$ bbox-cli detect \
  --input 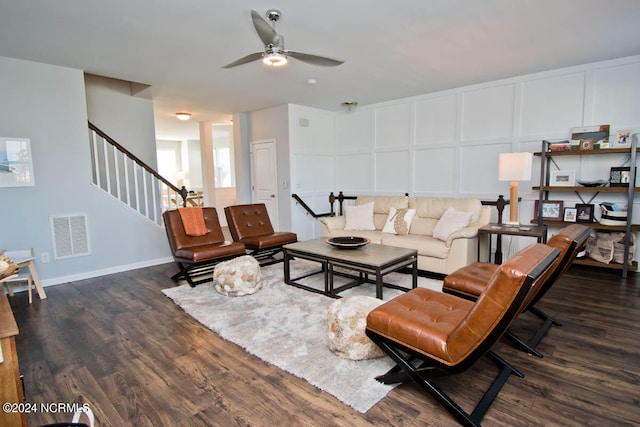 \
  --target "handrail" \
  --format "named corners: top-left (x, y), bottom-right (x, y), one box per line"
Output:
top-left (329, 191), bottom-right (357, 216)
top-left (291, 194), bottom-right (332, 218)
top-left (87, 122), bottom-right (193, 225)
top-left (88, 121), bottom-right (188, 205)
